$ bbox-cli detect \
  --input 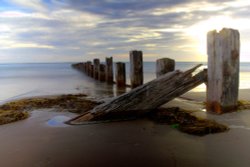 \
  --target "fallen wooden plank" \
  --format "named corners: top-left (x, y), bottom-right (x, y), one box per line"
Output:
top-left (69, 64), bottom-right (207, 124)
